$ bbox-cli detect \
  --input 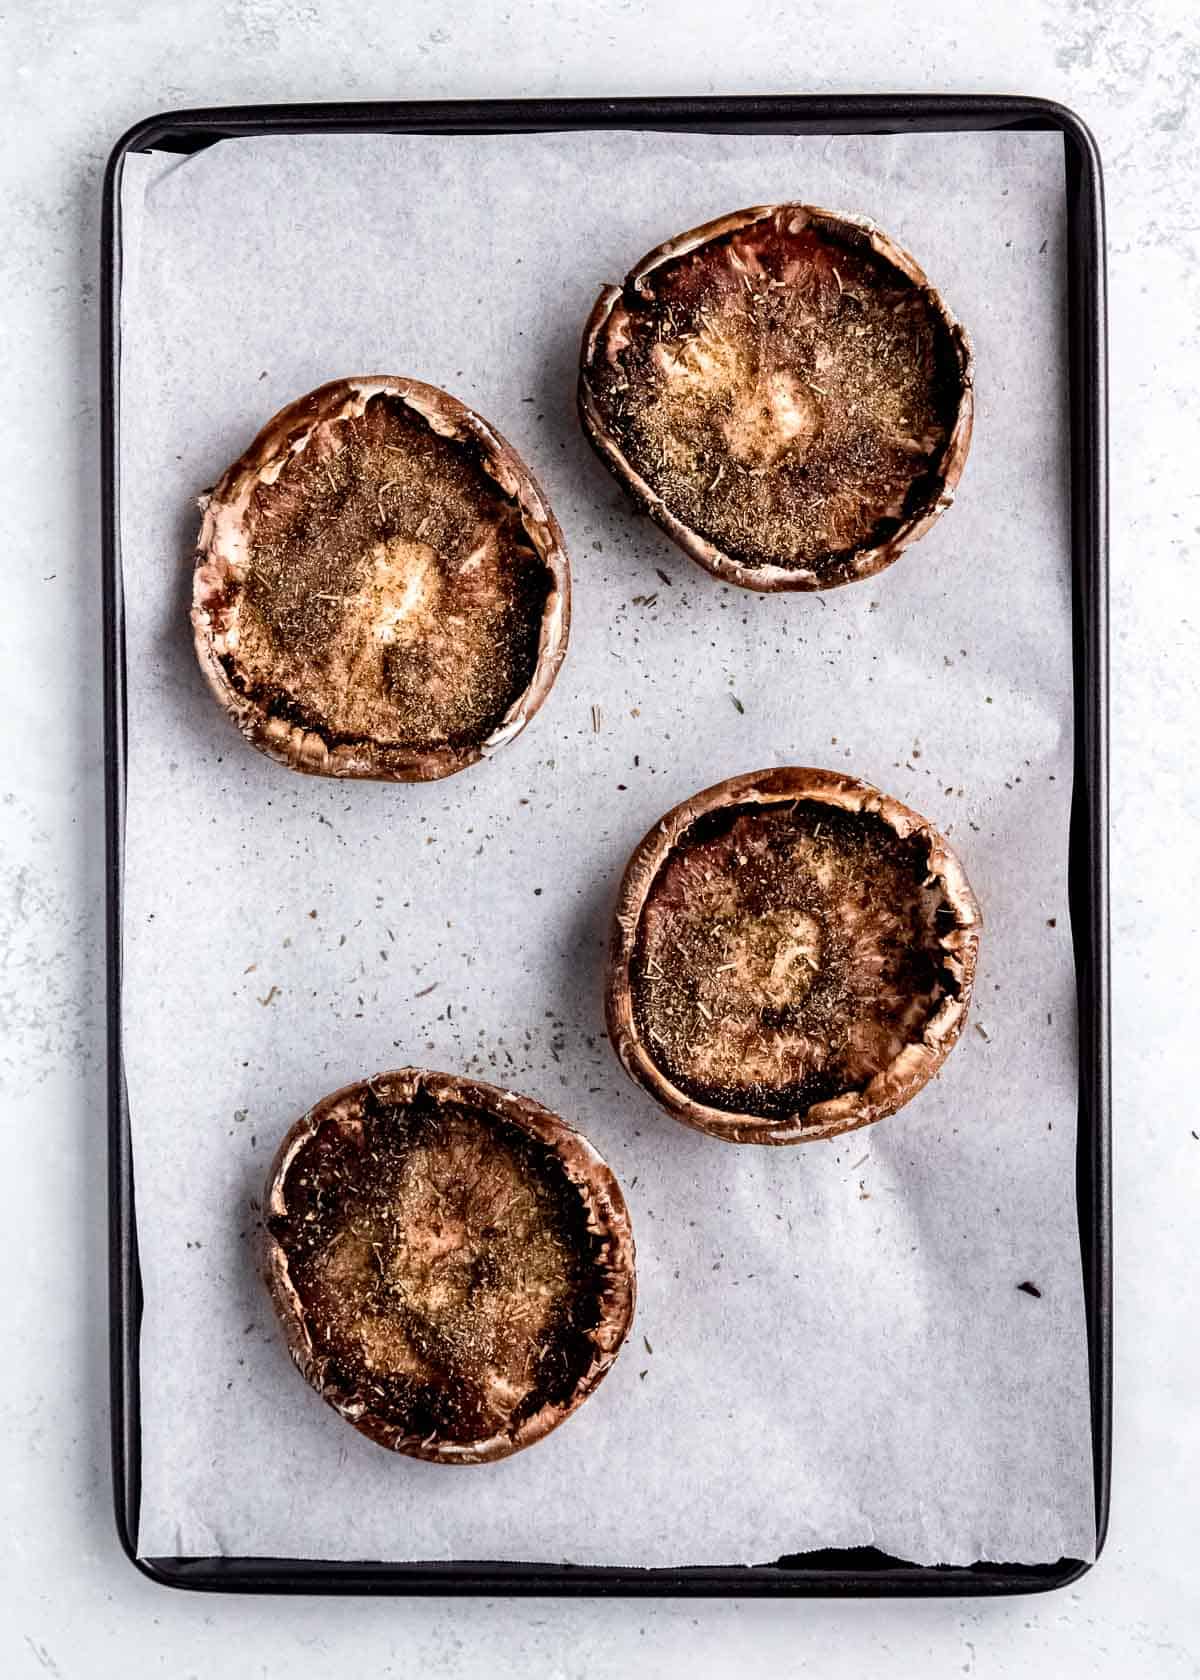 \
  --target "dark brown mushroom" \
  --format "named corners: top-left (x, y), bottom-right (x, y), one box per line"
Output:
top-left (262, 1068), bottom-right (636, 1462)
top-left (579, 205), bottom-right (973, 591)
top-left (192, 378), bottom-right (570, 780)
top-left (606, 769), bottom-right (982, 1144)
